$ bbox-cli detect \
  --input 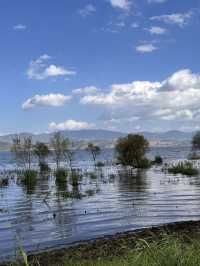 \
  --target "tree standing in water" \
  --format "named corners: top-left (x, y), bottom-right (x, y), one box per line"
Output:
top-left (87, 143), bottom-right (101, 165)
top-left (11, 135), bottom-right (34, 170)
top-left (34, 142), bottom-right (50, 172)
top-left (115, 134), bottom-right (149, 169)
